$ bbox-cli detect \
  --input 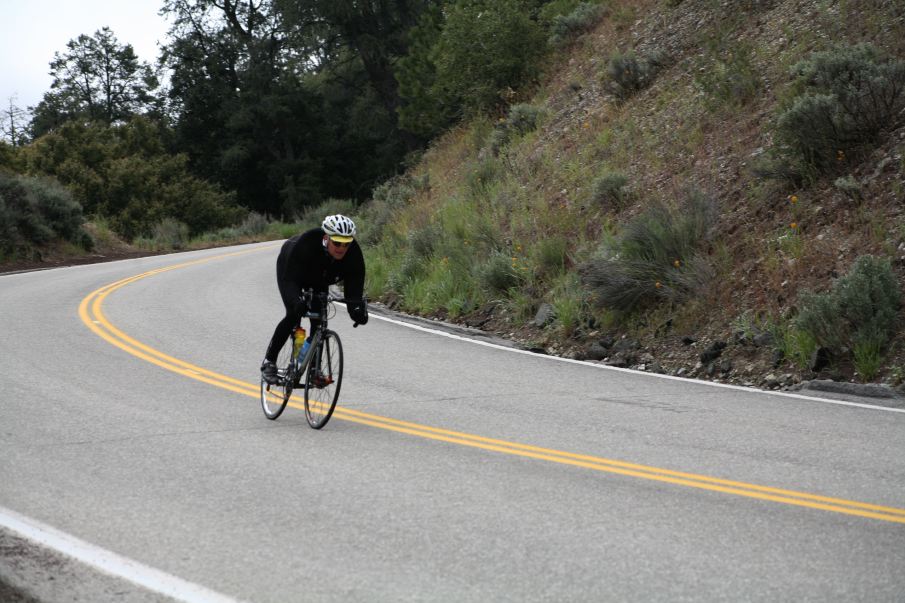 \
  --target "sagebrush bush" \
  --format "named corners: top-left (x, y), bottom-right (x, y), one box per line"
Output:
top-left (771, 44), bottom-right (905, 180)
top-left (363, 176), bottom-right (419, 244)
top-left (506, 104), bottom-right (544, 135)
top-left (476, 251), bottom-right (524, 294)
top-left (146, 218), bottom-right (190, 250)
top-left (386, 251), bottom-right (424, 294)
top-left (605, 51), bottom-right (665, 101)
top-left (407, 222), bottom-right (442, 257)
top-left (549, 2), bottom-right (606, 48)
top-left (236, 212), bottom-right (270, 237)
top-left (582, 191), bottom-right (718, 312)
top-left (489, 104), bottom-right (544, 154)
top-left (833, 175), bottom-right (862, 200)
top-left (794, 255), bottom-right (902, 354)
top-left (590, 171), bottom-right (629, 209)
